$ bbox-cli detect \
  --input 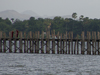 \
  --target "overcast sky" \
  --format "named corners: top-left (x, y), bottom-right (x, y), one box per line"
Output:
top-left (0, 0), bottom-right (100, 19)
